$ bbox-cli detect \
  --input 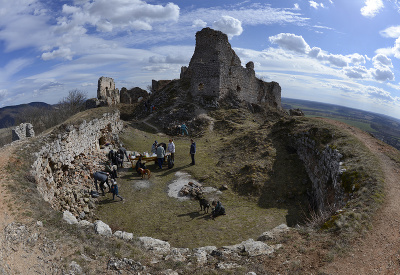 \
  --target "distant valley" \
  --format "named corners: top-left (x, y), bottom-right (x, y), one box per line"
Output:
top-left (282, 98), bottom-right (400, 151)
